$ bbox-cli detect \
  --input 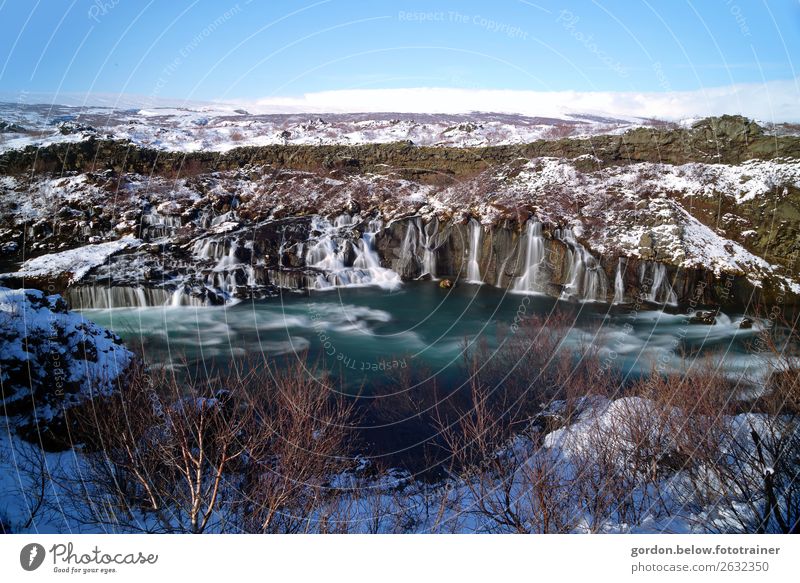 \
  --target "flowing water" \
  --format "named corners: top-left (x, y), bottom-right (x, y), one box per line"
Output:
top-left (512, 220), bottom-right (545, 294)
top-left (81, 281), bottom-right (770, 391)
top-left (558, 228), bottom-right (608, 302)
top-left (613, 257), bottom-right (626, 304)
top-left (466, 219), bottom-right (483, 283)
top-left (306, 215), bottom-right (401, 290)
